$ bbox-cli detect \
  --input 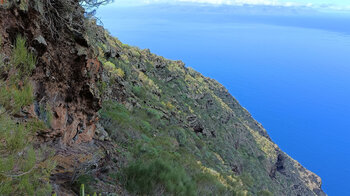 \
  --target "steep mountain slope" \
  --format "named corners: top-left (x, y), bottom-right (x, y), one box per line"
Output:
top-left (94, 36), bottom-right (326, 196)
top-left (0, 1), bottom-right (325, 195)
